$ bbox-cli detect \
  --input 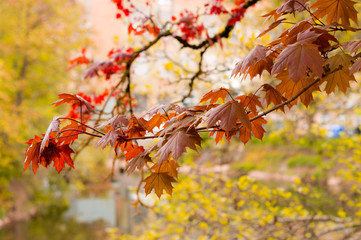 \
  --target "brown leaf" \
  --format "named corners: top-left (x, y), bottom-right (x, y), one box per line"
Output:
top-left (97, 115), bottom-right (129, 129)
top-left (350, 58), bottom-right (361, 74)
top-left (154, 128), bottom-right (202, 165)
top-left (272, 40), bottom-right (324, 82)
top-left (231, 45), bottom-right (273, 80)
top-left (96, 129), bottom-right (125, 149)
top-left (143, 172), bottom-right (177, 198)
top-left (263, 0), bottom-right (308, 21)
top-left (205, 100), bottom-right (251, 131)
top-left (343, 40), bottom-right (361, 54)
top-left (125, 153), bottom-right (151, 175)
top-left (262, 84), bottom-right (289, 112)
top-left (270, 20), bottom-right (312, 46)
top-left (235, 94), bottom-right (263, 114)
top-left (311, 0), bottom-right (358, 27)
